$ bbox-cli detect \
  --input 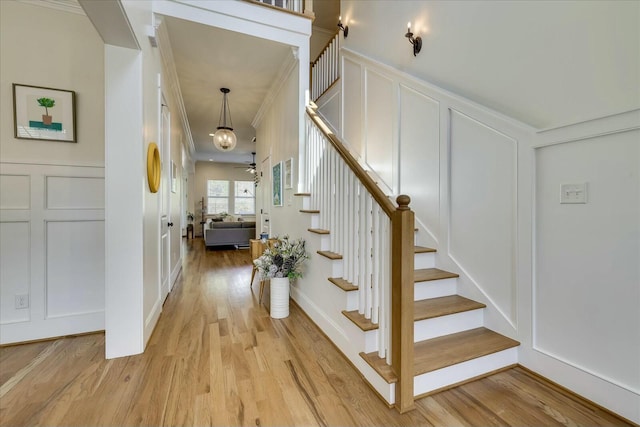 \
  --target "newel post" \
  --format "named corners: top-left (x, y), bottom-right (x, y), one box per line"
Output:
top-left (391, 195), bottom-right (415, 413)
